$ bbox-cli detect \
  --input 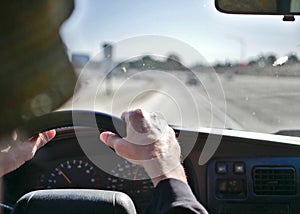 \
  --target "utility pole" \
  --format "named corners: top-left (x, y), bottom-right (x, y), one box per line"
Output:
top-left (102, 43), bottom-right (113, 95)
